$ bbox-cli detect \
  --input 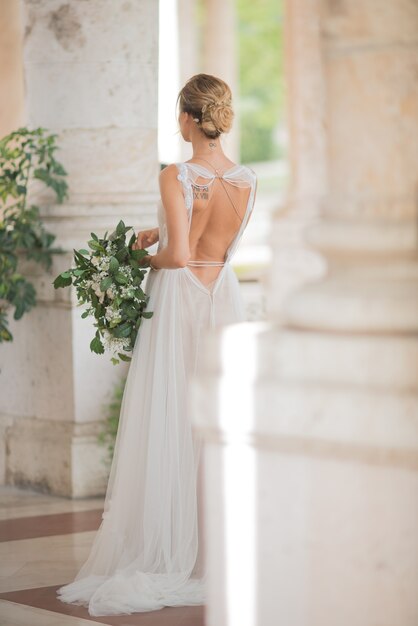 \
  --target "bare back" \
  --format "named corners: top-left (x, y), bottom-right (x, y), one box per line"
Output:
top-left (177, 159), bottom-right (257, 287)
